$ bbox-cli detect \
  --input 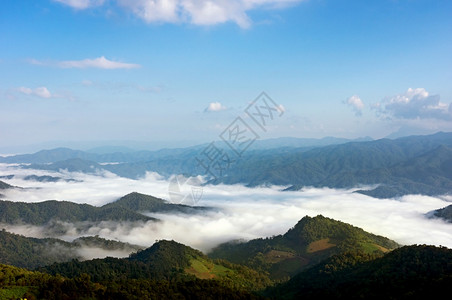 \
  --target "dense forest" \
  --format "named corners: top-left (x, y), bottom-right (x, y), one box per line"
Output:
top-left (209, 215), bottom-right (399, 280)
top-left (0, 192), bottom-right (210, 226)
top-left (0, 215), bottom-right (451, 298)
top-left (1, 244), bottom-right (452, 299)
